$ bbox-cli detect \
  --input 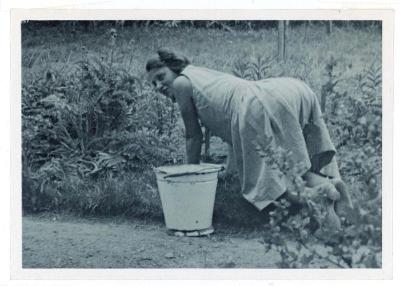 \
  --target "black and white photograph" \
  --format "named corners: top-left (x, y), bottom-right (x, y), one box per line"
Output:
top-left (9, 8), bottom-right (394, 280)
